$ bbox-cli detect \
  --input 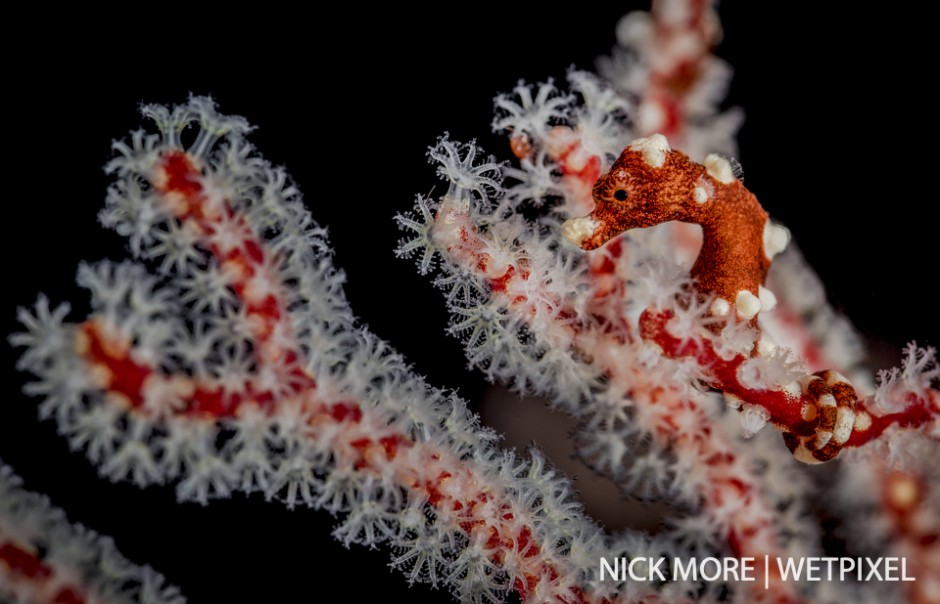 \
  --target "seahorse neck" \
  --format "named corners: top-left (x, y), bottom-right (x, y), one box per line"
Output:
top-left (689, 184), bottom-right (768, 301)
